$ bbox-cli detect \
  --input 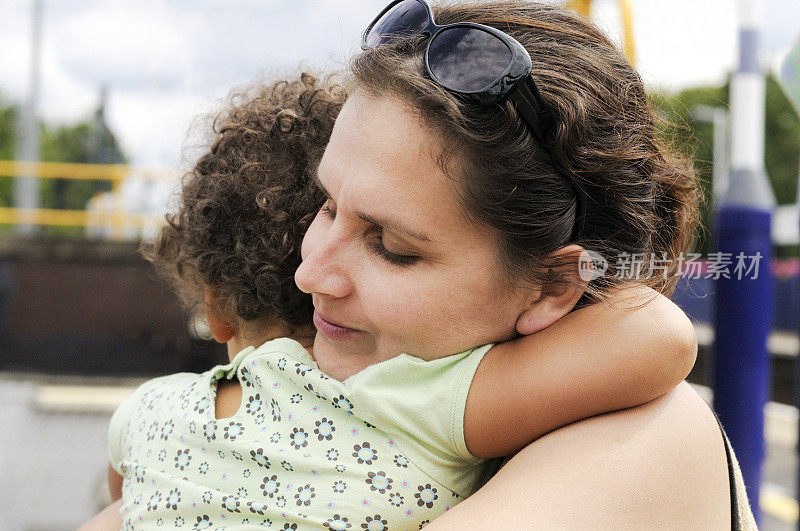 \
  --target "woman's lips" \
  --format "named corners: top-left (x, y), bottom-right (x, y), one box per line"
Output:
top-left (313, 310), bottom-right (362, 340)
